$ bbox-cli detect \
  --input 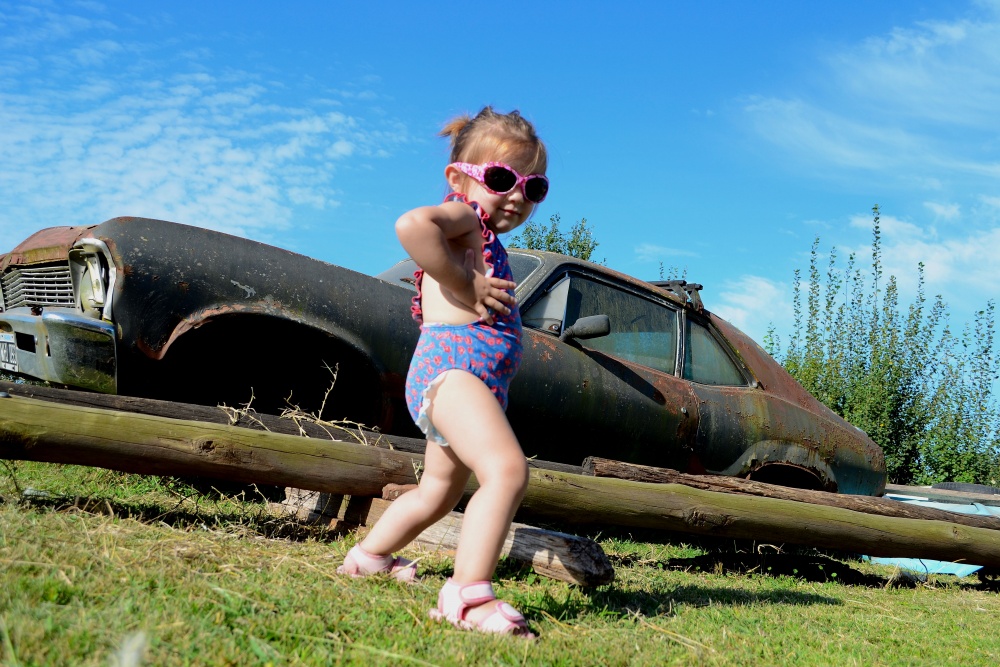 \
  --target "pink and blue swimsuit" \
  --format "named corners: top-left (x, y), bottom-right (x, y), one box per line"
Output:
top-left (404, 193), bottom-right (523, 445)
